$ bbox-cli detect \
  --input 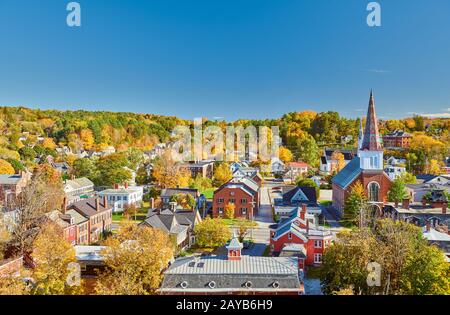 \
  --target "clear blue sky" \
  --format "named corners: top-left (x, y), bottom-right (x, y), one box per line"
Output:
top-left (0, 0), bottom-right (449, 120)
